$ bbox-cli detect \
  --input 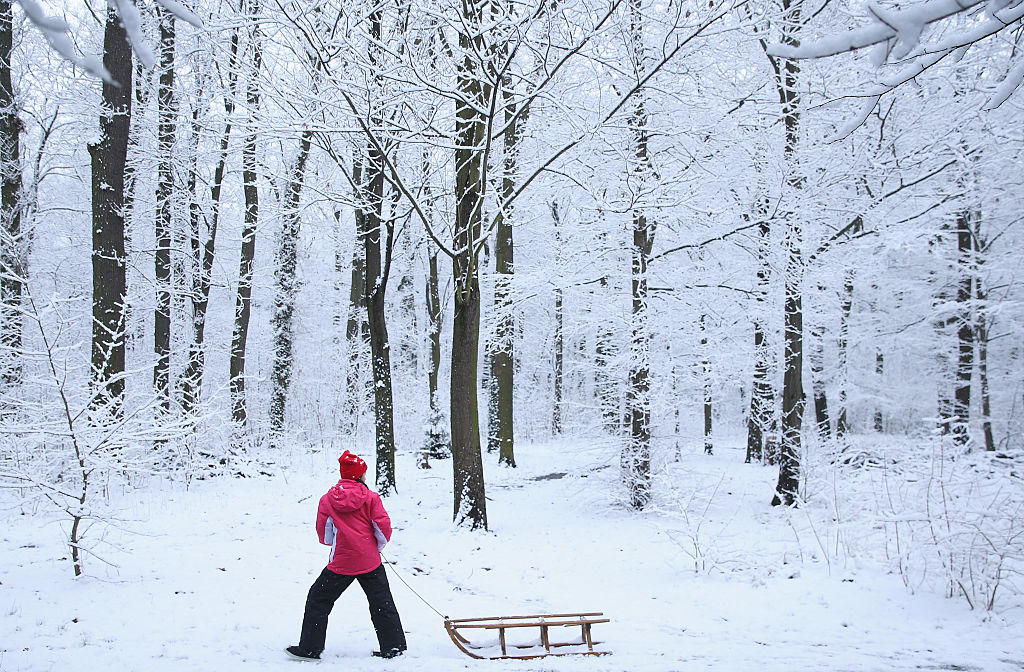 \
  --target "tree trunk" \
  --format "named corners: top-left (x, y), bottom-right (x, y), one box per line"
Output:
top-left (89, 8), bottom-right (132, 413)
top-left (624, 0), bottom-right (654, 511)
top-left (702, 315), bottom-right (713, 456)
top-left (835, 269), bottom-right (854, 438)
top-left (363, 144), bottom-right (397, 494)
top-left (773, 227), bottom-right (804, 506)
top-left (181, 25), bottom-right (242, 415)
top-left (229, 2), bottom-right (262, 427)
top-left (809, 321), bottom-right (830, 440)
top-left (345, 157), bottom-right (369, 427)
top-left (595, 279), bottom-right (619, 433)
top-left (952, 209), bottom-right (973, 447)
top-left (551, 201), bottom-right (564, 436)
top-left (450, 11), bottom-right (489, 526)
top-left (0, 0), bottom-right (22, 390)
top-left (973, 229), bottom-right (995, 452)
top-left (269, 130), bottom-right (313, 433)
top-left (154, 7), bottom-right (176, 412)
top-left (771, 0), bottom-right (804, 507)
top-left (363, 9), bottom-right (397, 494)
top-left (746, 208), bottom-right (772, 464)
top-left (489, 73), bottom-right (525, 468)
top-left (874, 350), bottom-right (884, 432)
top-left (422, 240), bottom-right (449, 467)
